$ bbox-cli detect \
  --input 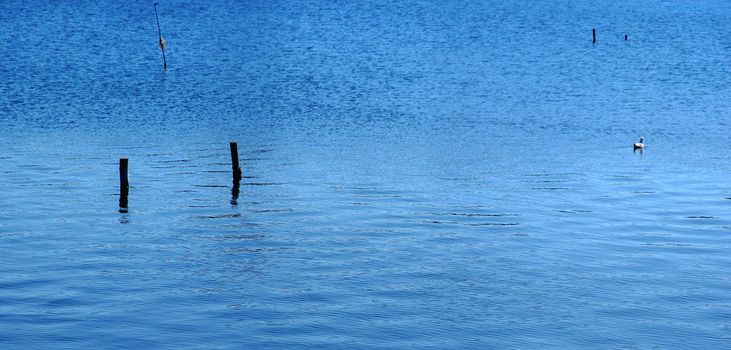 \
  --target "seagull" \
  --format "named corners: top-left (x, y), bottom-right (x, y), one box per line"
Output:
top-left (633, 137), bottom-right (644, 150)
